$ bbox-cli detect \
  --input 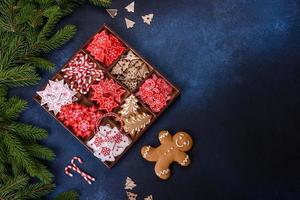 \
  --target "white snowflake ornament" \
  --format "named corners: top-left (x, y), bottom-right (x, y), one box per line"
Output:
top-left (37, 79), bottom-right (76, 115)
top-left (142, 14), bottom-right (154, 25)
